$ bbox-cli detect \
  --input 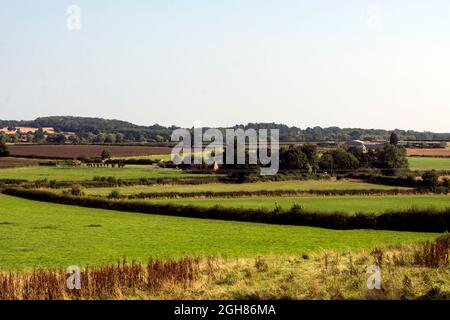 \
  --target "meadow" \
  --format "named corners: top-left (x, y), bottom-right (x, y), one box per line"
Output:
top-left (143, 195), bottom-right (450, 214)
top-left (0, 165), bottom-right (196, 181)
top-left (0, 194), bottom-right (438, 271)
top-left (80, 179), bottom-right (410, 196)
top-left (408, 157), bottom-right (450, 171)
